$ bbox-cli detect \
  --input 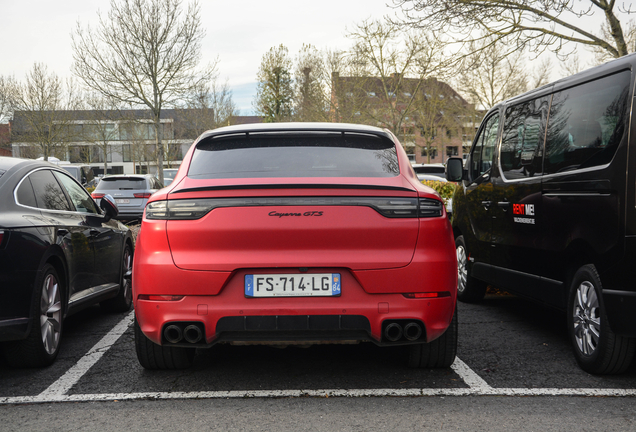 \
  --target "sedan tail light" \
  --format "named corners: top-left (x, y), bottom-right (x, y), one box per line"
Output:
top-left (146, 197), bottom-right (444, 220)
top-left (134, 193), bottom-right (152, 198)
